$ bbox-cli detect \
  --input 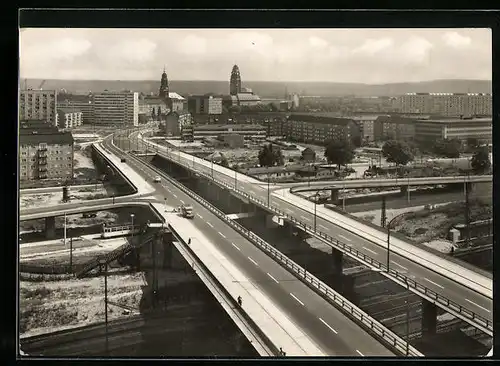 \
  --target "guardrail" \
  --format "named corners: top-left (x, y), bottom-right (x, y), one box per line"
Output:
top-left (127, 151), bottom-right (423, 356)
top-left (164, 220), bottom-right (279, 357)
top-left (140, 139), bottom-right (492, 336)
